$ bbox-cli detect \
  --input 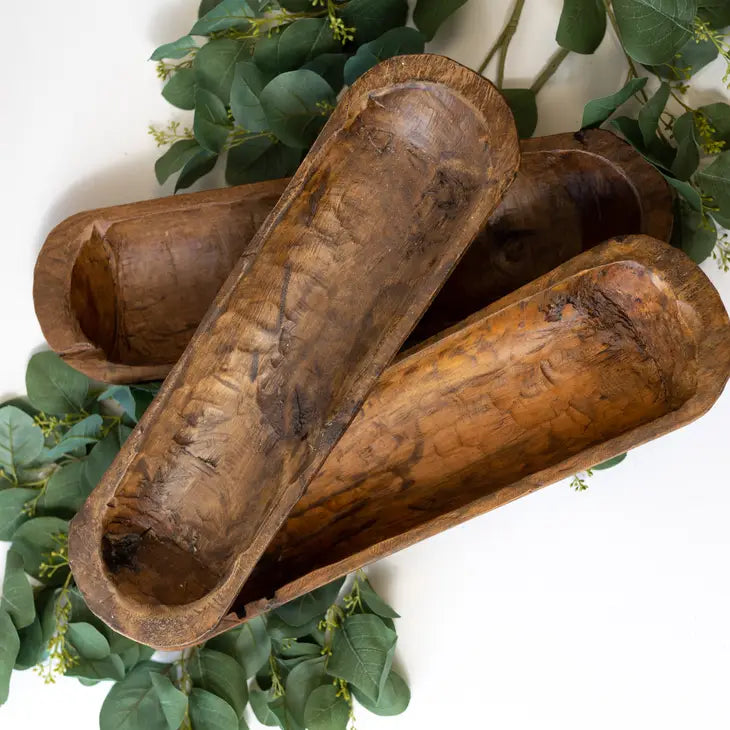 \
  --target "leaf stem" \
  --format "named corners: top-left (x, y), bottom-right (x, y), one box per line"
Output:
top-left (531, 47), bottom-right (570, 94)
top-left (477, 0), bottom-right (526, 81)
